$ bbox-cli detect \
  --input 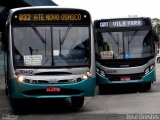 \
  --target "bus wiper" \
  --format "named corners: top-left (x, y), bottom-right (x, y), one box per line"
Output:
top-left (60, 24), bottom-right (72, 45)
top-left (129, 30), bottom-right (138, 44)
top-left (29, 47), bottom-right (33, 55)
top-left (29, 23), bottom-right (47, 56)
top-left (108, 32), bottom-right (119, 46)
top-left (127, 30), bottom-right (138, 52)
top-left (29, 47), bottom-right (38, 55)
top-left (59, 24), bottom-right (72, 55)
top-left (29, 23), bottom-right (46, 44)
top-left (108, 32), bottom-right (120, 54)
